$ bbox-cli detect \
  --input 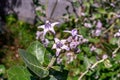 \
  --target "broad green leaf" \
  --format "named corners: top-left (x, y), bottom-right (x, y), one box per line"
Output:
top-left (7, 66), bottom-right (31, 80)
top-left (27, 41), bottom-right (45, 64)
top-left (49, 75), bottom-right (57, 80)
top-left (18, 49), bottom-right (49, 78)
top-left (0, 65), bottom-right (5, 75)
